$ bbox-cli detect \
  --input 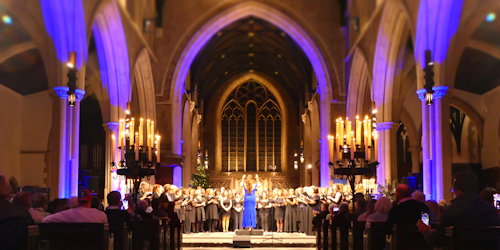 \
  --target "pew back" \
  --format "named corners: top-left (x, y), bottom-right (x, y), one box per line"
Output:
top-left (388, 223), bottom-right (432, 250)
top-left (0, 216), bottom-right (33, 249)
top-left (444, 226), bottom-right (500, 250)
top-left (350, 221), bottom-right (365, 250)
top-left (38, 223), bottom-right (110, 250)
top-left (365, 221), bottom-right (386, 250)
